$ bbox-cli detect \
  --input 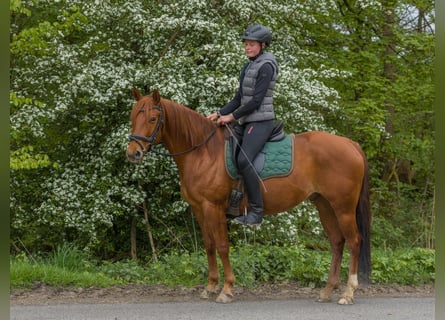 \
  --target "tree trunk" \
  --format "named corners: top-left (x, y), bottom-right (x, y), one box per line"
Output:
top-left (143, 200), bottom-right (158, 262)
top-left (130, 215), bottom-right (137, 260)
top-left (382, 0), bottom-right (397, 135)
